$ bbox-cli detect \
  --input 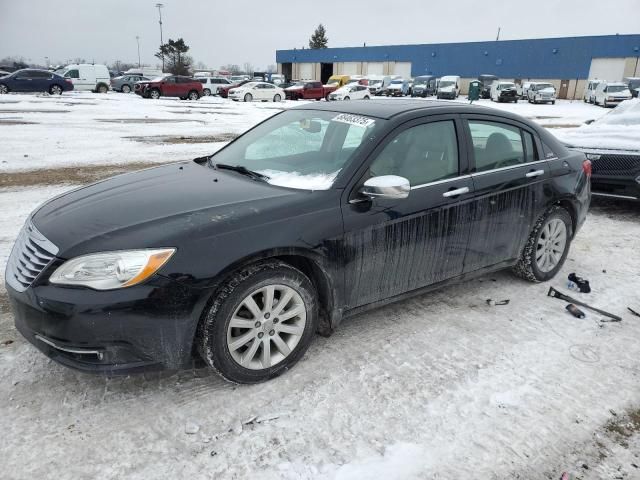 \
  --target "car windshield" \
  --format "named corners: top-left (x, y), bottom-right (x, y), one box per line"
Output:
top-left (499, 83), bottom-right (515, 89)
top-left (537, 83), bottom-right (554, 90)
top-left (149, 76), bottom-right (167, 82)
top-left (239, 82), bottom-right (257, 89)
top-left (369, 80), bottom-right (382, 86)
top-left (391, 80), bottom-right (403, 85)
top-left (607, 85), bottom-right (628, 93)
top-left (439, 81), bottom-right (455, 87)
top-left (414, 79), bottom-right (429, 86)
top-left (209, 109), bottom-right (384, 190)
top-left (326, 78), bottom-right (340, 85)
